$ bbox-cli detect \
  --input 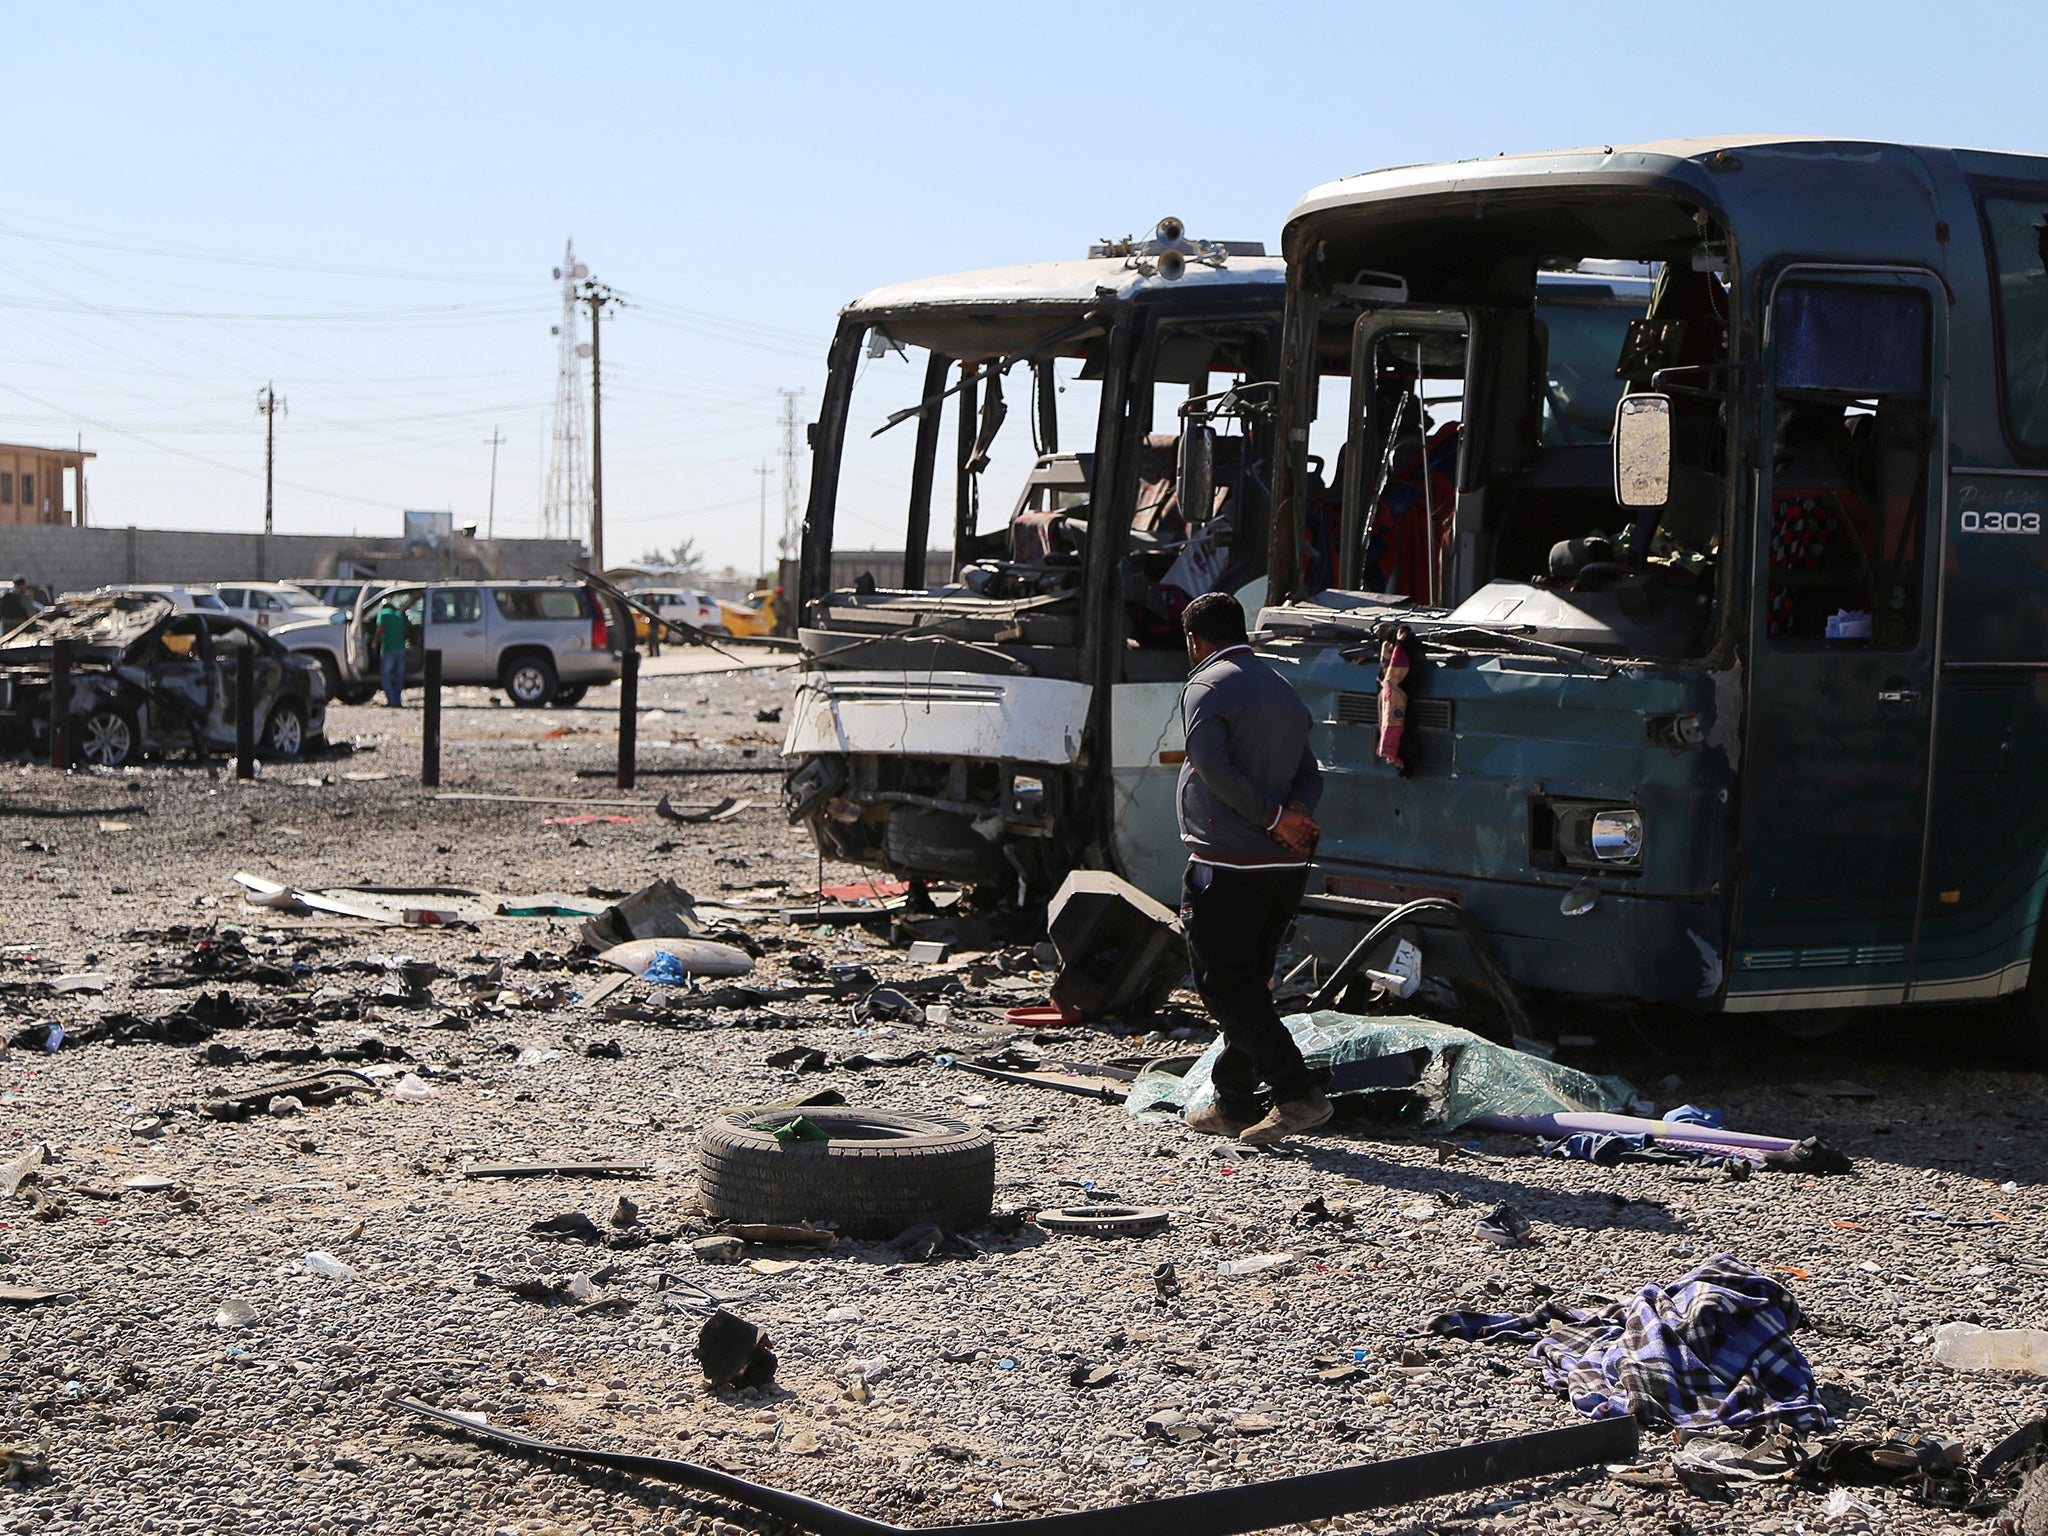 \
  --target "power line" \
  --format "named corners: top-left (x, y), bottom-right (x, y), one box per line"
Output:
top-left (0, 219), bottom-right (542, 286)
top-left (0, 293), bottom-right (547, 323)
top-left (0, 378), bottom-right (389, 510)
